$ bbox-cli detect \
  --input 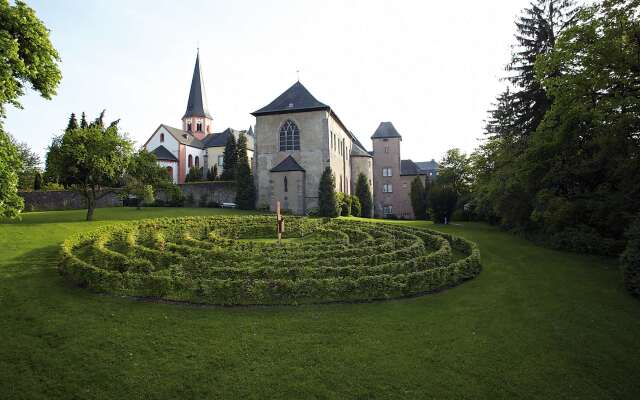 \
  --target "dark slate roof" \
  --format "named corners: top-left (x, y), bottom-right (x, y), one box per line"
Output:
top-left (415, 160), bottom-right (438, 172)
top-left (351, 144), bottom-right (372, 157)
top-left (271, 155), bottom-right (305, 172)
top-left (371, 122), bottom-right (402, 139)
top-left (162, 124), bottom-right (204, 147)
top-left (202, 128), bottom-right (254, 150)
top-left (182, 52), bottom-right (212, 119)
top-left (252, 81), bottom-right (329, 116)
top-left (400, 159), bottom-right (423, 176)
top-left (150, 145), bottom-right (178, 161)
